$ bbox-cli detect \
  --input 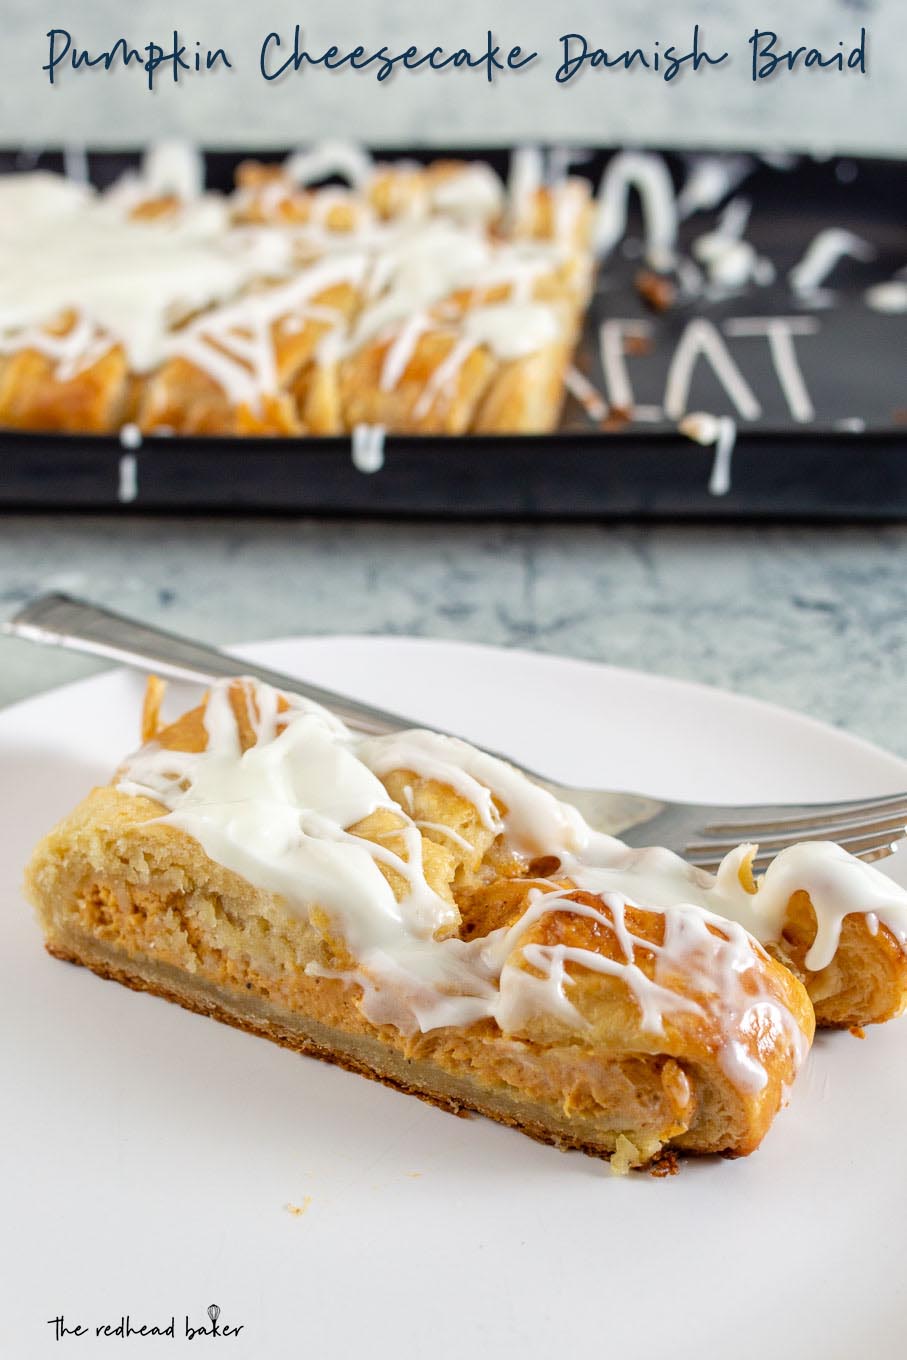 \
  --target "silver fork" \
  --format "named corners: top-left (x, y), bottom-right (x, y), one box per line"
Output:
top-left (5, 592), bottom-right (907, 874)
